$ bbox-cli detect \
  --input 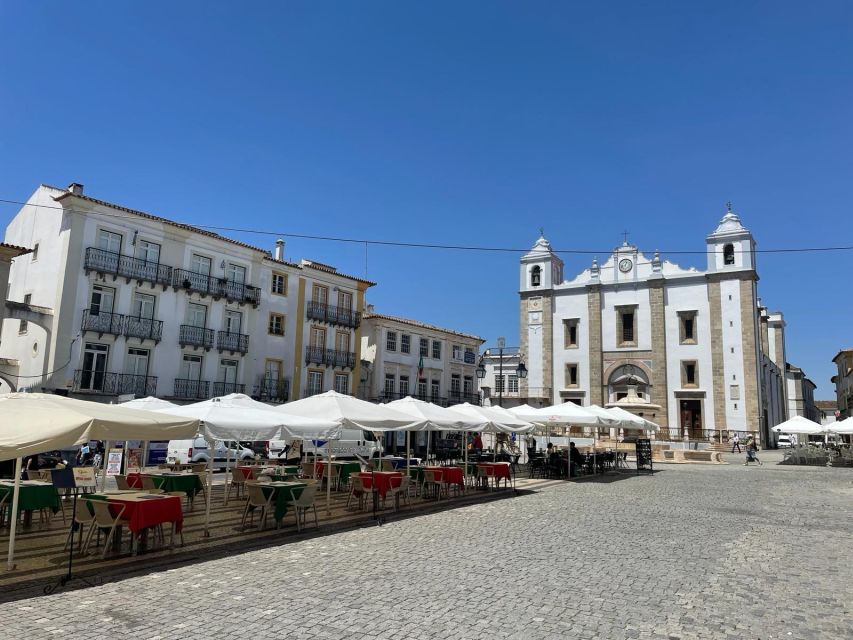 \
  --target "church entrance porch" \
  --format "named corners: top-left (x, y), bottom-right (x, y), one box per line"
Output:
top-left (679, 399), bottom-right (703, 440)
